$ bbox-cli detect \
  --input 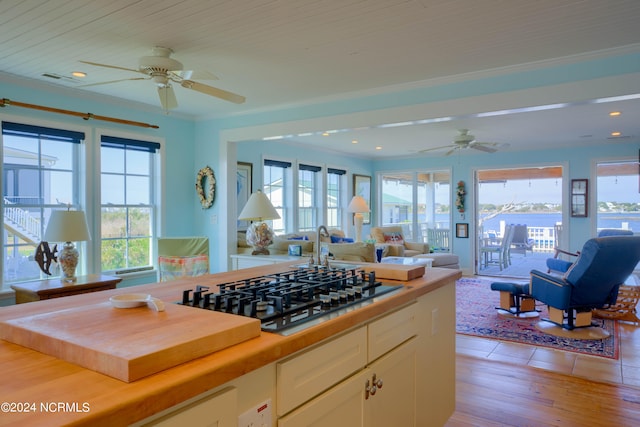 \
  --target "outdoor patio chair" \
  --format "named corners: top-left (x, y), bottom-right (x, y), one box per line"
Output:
top-left (510, 224), bottom-right (534, 256)
top-left (479, 224), bottom-right (514, 271)
top-left (530, 235), bottom-right (640, 338)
